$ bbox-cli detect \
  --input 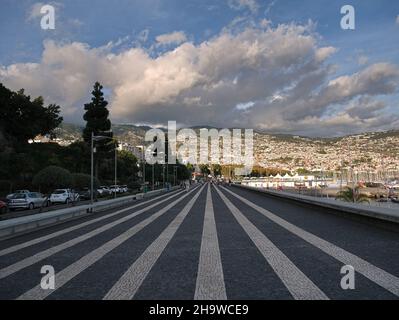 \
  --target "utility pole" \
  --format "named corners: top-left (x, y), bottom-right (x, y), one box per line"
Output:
top-left (114, 143), bottom-right (117, 199)
top-left (91, 132), bottom-right (94, 212)
top-left (152, 164), bottom-right (155, 190)
top-left (174, 166), bottom-right (177, 186)
top-left (91, 131), bottom-right (114, 210)
top-left (163, 164), bottom-right (165, 188)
